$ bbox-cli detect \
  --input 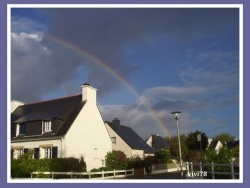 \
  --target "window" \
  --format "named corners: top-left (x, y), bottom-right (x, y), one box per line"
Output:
top-left (42, 121), bottom-right (52, 133)
top-left (111, 137), bottom-right (116, 144)
top-left (15, 149), bottom-right (23, 158)
top-left (43, 147), bottom-right (57, 158)
top-left (19, 123), bottom-right (25, 135)
top-left (52, 147), bottom-right (58, 158)
top-left (34, 148), bottom-right (40, 159)
top-left (44, 147), bottom-right (52, 158)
